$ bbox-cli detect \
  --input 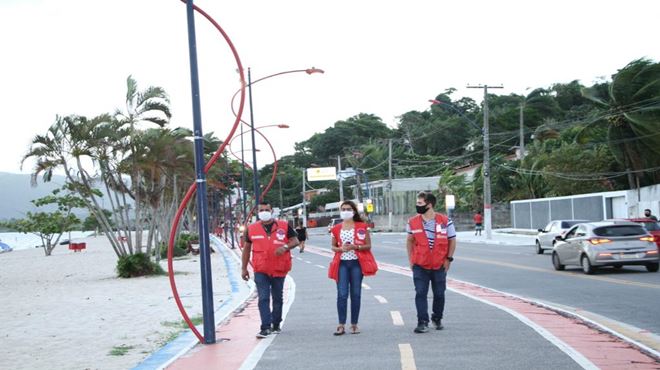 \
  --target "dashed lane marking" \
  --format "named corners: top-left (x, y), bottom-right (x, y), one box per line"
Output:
top-left (374, 295), bottom-right (388, 304)
top-left (398, 343), bottom-right (417, 370)
top-left (362, 283), bottom-right (371, 290)
top-left (315, 264), bottom-right (325, 269)
top-left (305, 260), bottom-right (311, 264)
top-left (391, 311), bottom-right (404, 326)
